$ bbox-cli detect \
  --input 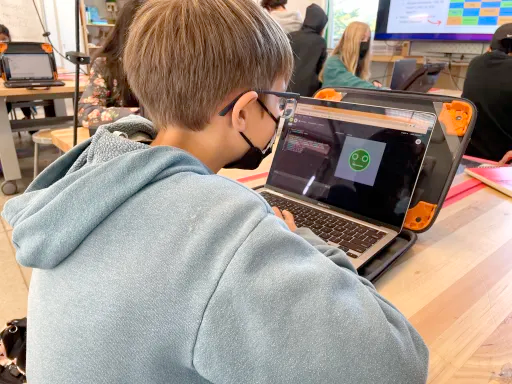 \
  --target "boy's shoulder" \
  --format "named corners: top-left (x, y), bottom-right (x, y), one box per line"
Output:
top-left (153, 171), bottom-right (272, 216)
